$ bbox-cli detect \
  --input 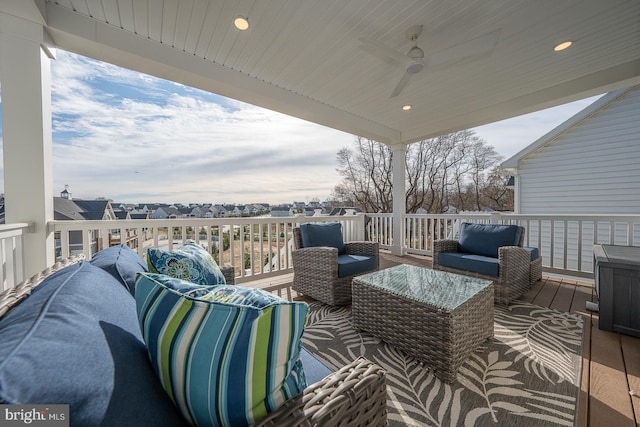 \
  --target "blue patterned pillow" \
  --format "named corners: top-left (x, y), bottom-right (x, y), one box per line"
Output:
top-left (146, 240), bottom-right (225, 285)
top-left (135, 273), bottom-right (309, 427)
